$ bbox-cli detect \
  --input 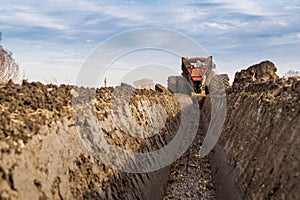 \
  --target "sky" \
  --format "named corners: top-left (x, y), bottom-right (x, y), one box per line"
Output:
top-left (0, 0), bottom-right (300, 86)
